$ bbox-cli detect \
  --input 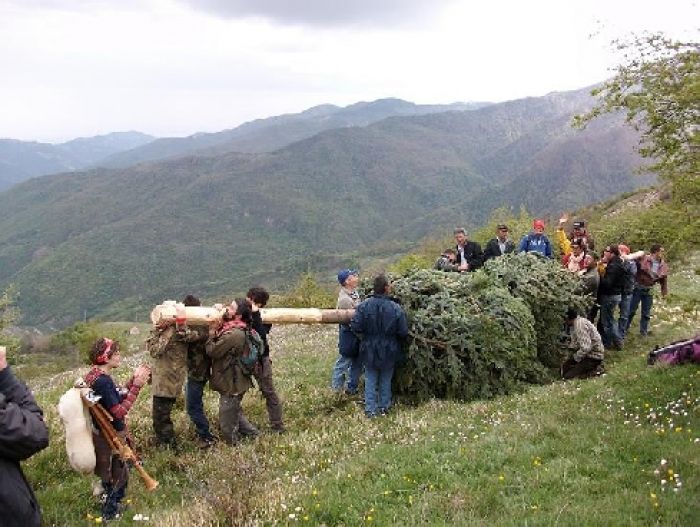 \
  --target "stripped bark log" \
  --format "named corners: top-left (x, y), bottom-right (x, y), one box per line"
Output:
top-left (150, 301), bottom-right (353, 326)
